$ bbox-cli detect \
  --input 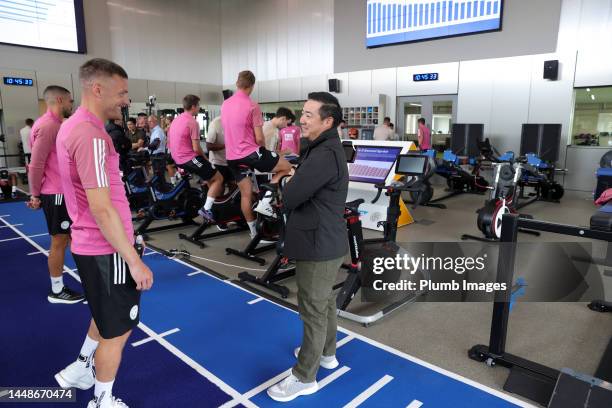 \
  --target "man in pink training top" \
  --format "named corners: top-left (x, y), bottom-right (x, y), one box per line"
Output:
top-left (278, 112), bottom-right (301, 156)
top-left (167, 94), bottom-right (223, 222)
top-left (54, 58), bottom-right (153, 408)
top-left (27, 85), bottom-right (83, 304)
top-left (417, 117), bottom-right (432, 150)
top-left (221, 70), bottom-right (292, 236)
